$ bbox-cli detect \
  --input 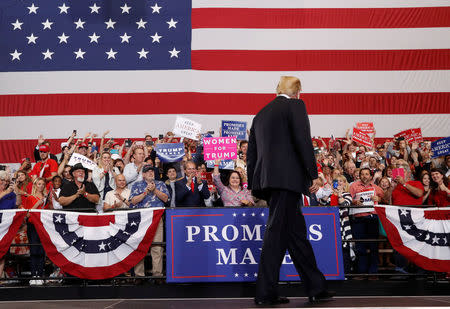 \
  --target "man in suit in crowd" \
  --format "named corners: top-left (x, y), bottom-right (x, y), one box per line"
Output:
top-left (247, 76), bottom-right (334, 305)
top-left (175, 161), bottom-right (210, 206)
